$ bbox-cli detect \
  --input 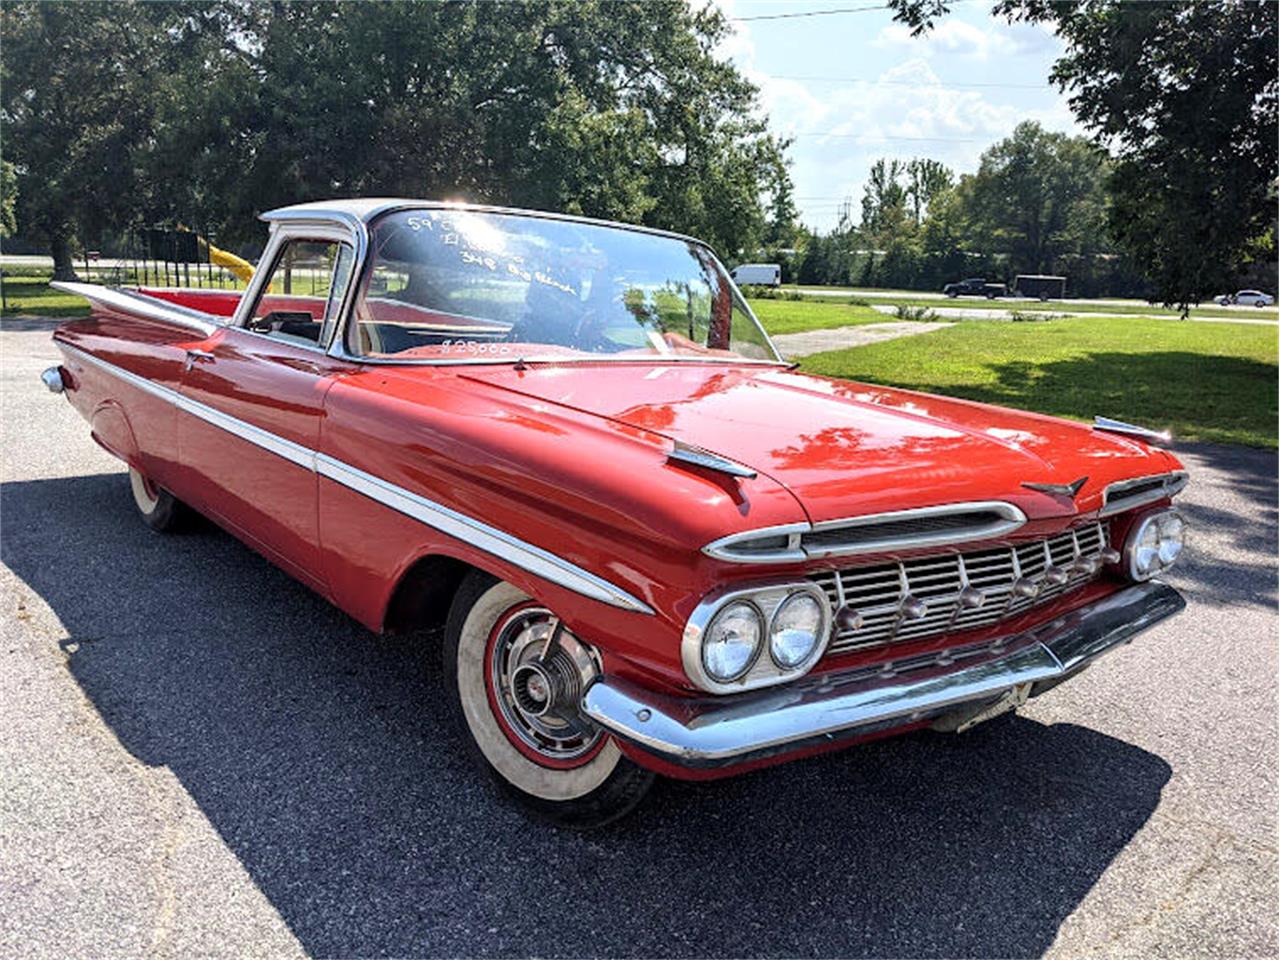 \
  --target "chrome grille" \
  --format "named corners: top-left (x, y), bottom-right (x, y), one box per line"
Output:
top-left (813, 522), bottom-right (1109, 656)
